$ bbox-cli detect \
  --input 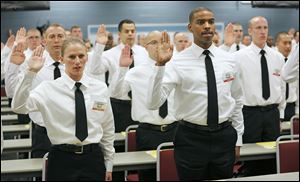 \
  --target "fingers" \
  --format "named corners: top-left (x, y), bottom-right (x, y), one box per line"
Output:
top-left (124, 45), bottom-right (130, 57)
top-left (33, 45), bottom-right (44, 57)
